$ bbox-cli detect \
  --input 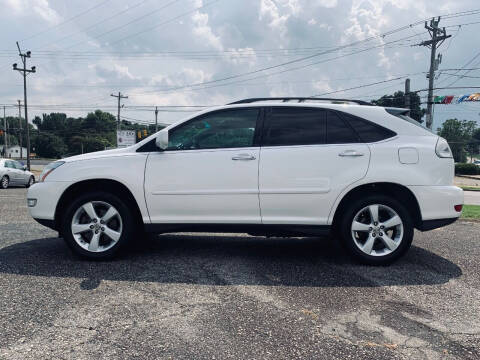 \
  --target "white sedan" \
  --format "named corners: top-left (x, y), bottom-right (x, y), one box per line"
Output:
top-left (0, 158), bottom-right (35, 189)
